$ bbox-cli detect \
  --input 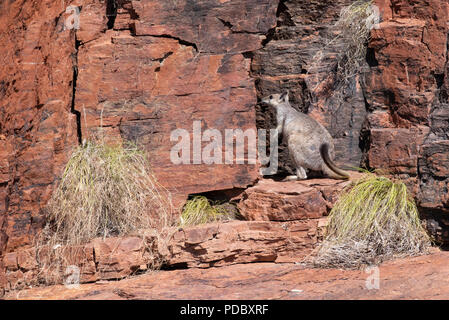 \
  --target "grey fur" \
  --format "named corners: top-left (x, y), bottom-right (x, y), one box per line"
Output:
top-left (261, 91), bottom-right (349, 180)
